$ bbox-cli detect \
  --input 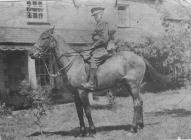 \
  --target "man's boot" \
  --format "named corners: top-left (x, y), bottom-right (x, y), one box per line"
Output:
top-left (81, 68), bottom-right (96, 90)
